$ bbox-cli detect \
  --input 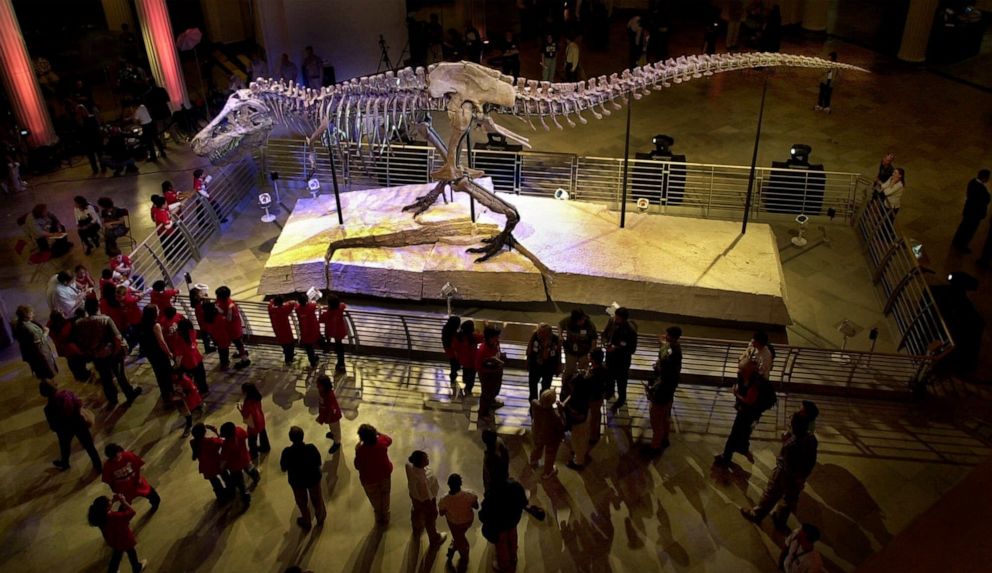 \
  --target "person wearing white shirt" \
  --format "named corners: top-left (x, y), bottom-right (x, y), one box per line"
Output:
top-left (880, 167), bottom-right (905, 214)
top-left (739, 330), bottom-right (773, 380)
top-left (438, 473), bottom-right (479, 564)
top-left (131, 101), bottom-right (166, 161)
top-left (47, 271), bottom-right (86, 318)
top-left (405, 450), bottom-right (448, 547)
top-left (779, 524), bottom-right (824, 573)
top-left (72, 196), bottom-right (103, 255)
